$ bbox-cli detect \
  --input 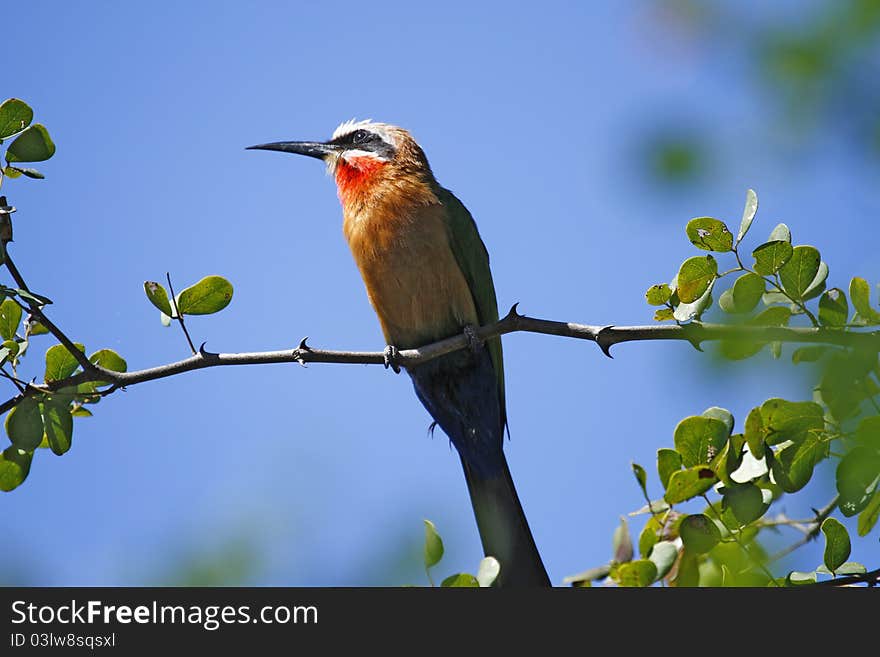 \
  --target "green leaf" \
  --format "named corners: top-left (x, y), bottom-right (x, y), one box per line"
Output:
top-left (0, 340), bottom-right (19, 366)
top-left (672, 281), bottom-right (714, 322)
top-left (761, 291), bottom-right (791, 306)
top-left (724, 273), bottom-right (765, 314)
top-left (744, 407), bottom-right (765, 459)
top-left (26, 318), bottom-right (49, 336)
top-left (645, 283), bottom-right (672, 306)
top-left (476, 556), bottom-right (500, 587)
top-left (857, 489), bottom-right (880, 537)
top-left (676, 255), bottom-right (718, 303)
top-left (835, 447), bottom-right (880, 517)
top-left (657, 448), bottom-right (682, 489)
top-left (5, 398), bottom-right (44, 450)
top-left (817, 562), bottom-right (866, 576)
top-left (752, 241), bottom-right (793, 275)
top-left (792, 346), bottom-right (831, 364)
top-left (41, 397), bottom-right (72, 456)
top-left (562, 565), bottom-right (611, 586)
top-left (630, 499), bottom-right (670, 516)
top-left (2, 165), bottom-right (22, 179)
top-left (440, 573), bottom-right (479, 587)
top-left (0, 446), bottom-right (32, 491)
top-left (13, 288), bottom-right (52, 307)
top-left (673, 416), bottom-right (729, 468)
top-left (849, 277), bottom-right (880, 324)
top-left (44, 343), bottom-right (85, 382)
top-left (664, 466), bottom-right (717, 504)
top-left (631, 462), bottom-right (648, 497)
top-left (817, 350), bottom-right (879, 422)
top-left (615, 559), bottom-right (657, 587)
top-left (787, 571), bottom-right (817, 585)
top-left (679, 514), bottom-right (721, 554)
top-left (144, 281), bottom-right (173, 316)
top-left (778, 246), bottom-right (821, 300)
top-left (759, 398), bottom-right (824, 445)
top-left (821, 518), bottom-right (851, 575)
top-left (736, 189), bottom-right (758, 245)
top-left (0, 298), bottom-right (22, 340)
top-left (653, 308), bottom-right (675, 322)
top-left (0, 99), bottom-right (33, 139)
top-left (673, 550), bottom-right (700, 587)
top-left (5, 124), bottom-right (55, 163)
top-left (686, 217), bottom-right (733, 252)
top-left (6, 166), bottom-right (44, 179)
top-left (176, 275), bottom-right (234, 315)
top-left (423, 519), bottom-right (444, 570)
top-left (855, 416), bottom-right (880, 451)
top-left (89, 349), bottom-right (127, 373)
top-left (768, 223), bottom-right (791, 243)
top-left (719, 306), bottom-right (791, 360)
top-left (71, 407), bottom-right (92, 418)
top-left (720, 433), bottom-right (745, 482)
top-left (751, 306), bottom-right (792, 326)
top-left (802, 261), bottom-right (828, 301)
top-left (647, 541), bottom-right (678, 580)
top-left (702, 407), bottom-right (734, 436)
top-left (770, 434), bottom-right (823, 493)
top-left (722, 483), bottom-right (766, 525)
top-left (612, 517), bottom-right (633, 563)
top-left (638, 521), bottom-right (659, 558)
